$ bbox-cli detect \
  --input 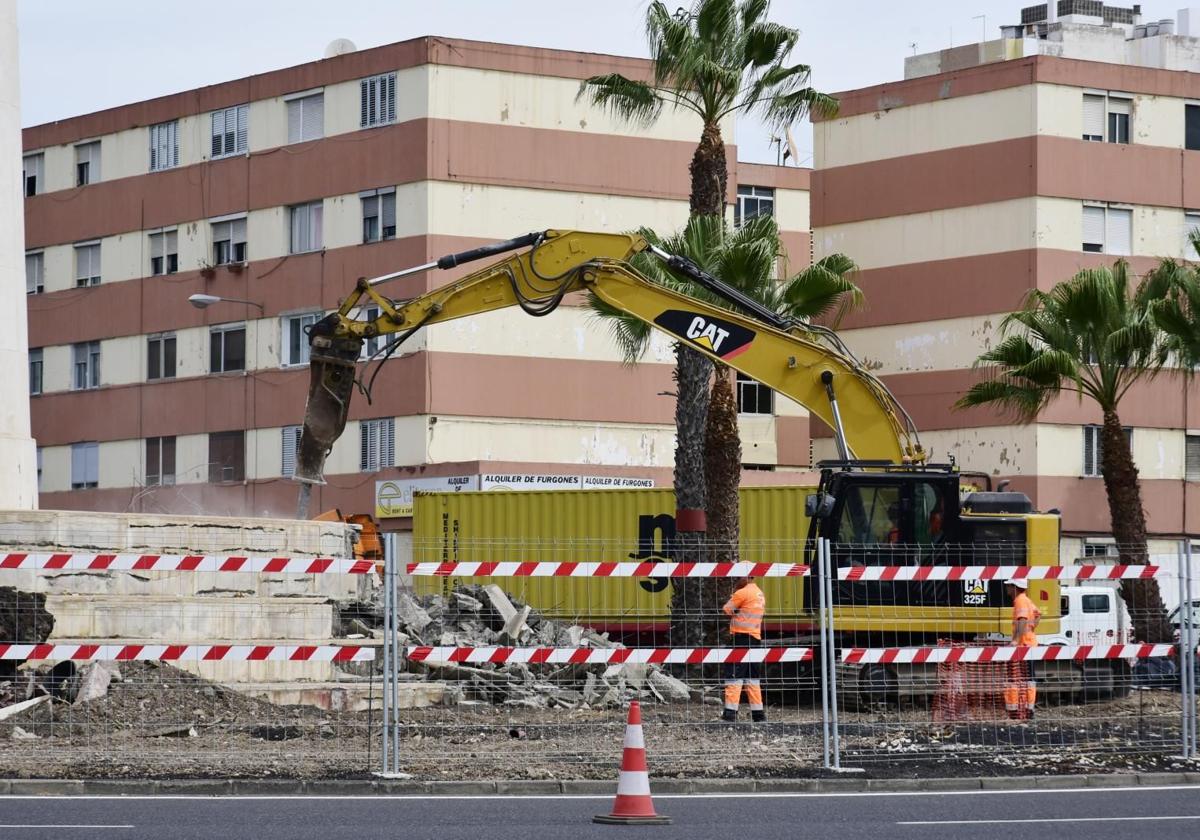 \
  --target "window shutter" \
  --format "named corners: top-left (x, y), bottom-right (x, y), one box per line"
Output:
top-left (282, 426), bottom-right (300, 477)
top-left (1107, 97), bottom-right (1131, 116)
top-left (71, 444), bottom-right (86, 485)
top-left (287, 99), bottom-right (302, 143)
top-left (1084, 427), bottom-right (1097, 475)
top-left (25, 253), bottom-right (42, 293)
top-left (382, 192), bottom-right (396, 233)
top-left (166, 230), bottom-right (177, 255)
top-left (86, 443), bottom-right (99, 485)
top-left (386, 73), bottom-right (396, 123)
top-left (361, 79), bottom-right (371, 126)
top-left (236, 106), bottom-right (248, 152)
top-left (311, 201), bottom-right (323, 248)
top-left (211, 111), bottom-right (225, 157)
top-left (303, 94), bottom-right (323, 140)
top-left (1106, 207), bottom-right (1132, 256)
top-left (1083, 94), bottom-right (1105, 139)
top-left (1082, 205), bottom-right (1105, 248)
top-left (382, 419), bottom-right (395, 467)
top-left (232, 217), bottom-right (247, 244)
top-left (1187, 436), bottom-right (1200, 482)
